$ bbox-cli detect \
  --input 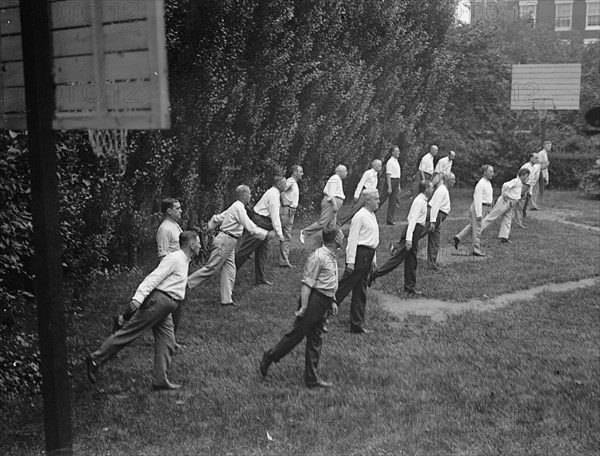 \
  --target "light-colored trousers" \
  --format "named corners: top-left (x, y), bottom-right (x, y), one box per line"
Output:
top-left (481, 196), bottom-right (518, 239)
top-left (302, 196), bottom-right (343, 239)
top-left (279, 206), bottom-right (296, 265)
top-left (91, 290), bottom-right (178, 385)
top-left (188, 232), bottom-right (238, 304)
top-left (455, 202), bottom-right (490, 254)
